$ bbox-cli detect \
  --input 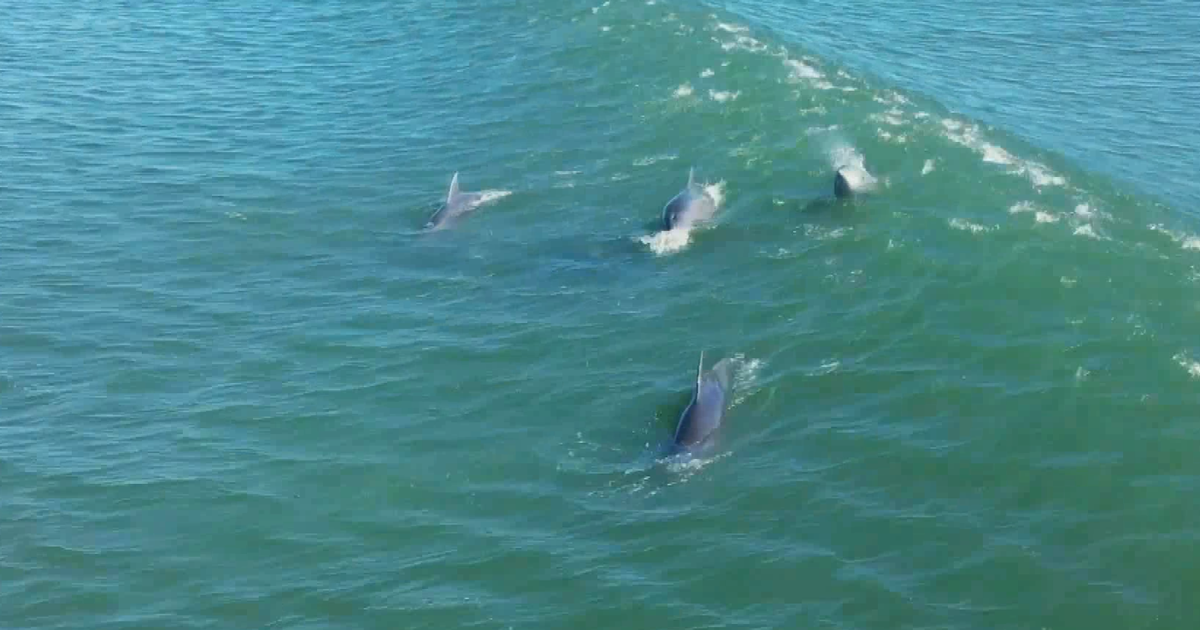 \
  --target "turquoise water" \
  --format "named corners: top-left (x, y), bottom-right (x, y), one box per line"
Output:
top-left (3, 1), bottom-right (1200, 628)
